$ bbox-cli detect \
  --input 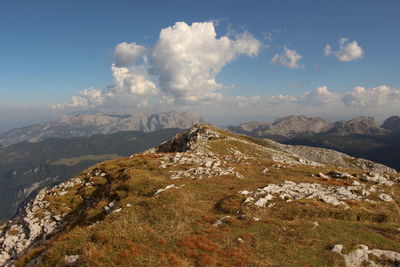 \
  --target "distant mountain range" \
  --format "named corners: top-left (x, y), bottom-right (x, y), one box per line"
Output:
top-left (229, 115), bottom-right (399, 139)
top-left (0, 111), bottom-right (206, 145)
top-left (229, 115), bottom-right (400, 170)
top-left (0, 128), bottom-right (181, 222)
